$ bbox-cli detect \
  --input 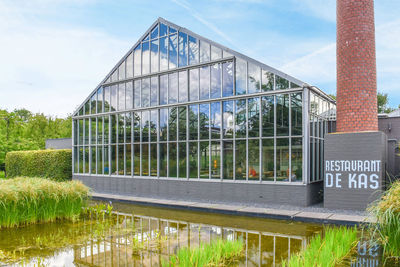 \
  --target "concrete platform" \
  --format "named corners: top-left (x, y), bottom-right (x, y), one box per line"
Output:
top-left (92, 192), bottom-right (374, 226)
